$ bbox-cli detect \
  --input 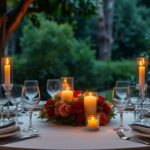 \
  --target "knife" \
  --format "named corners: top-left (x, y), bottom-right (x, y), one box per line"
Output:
top-left (0, 134), bottom-right (39, 145)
